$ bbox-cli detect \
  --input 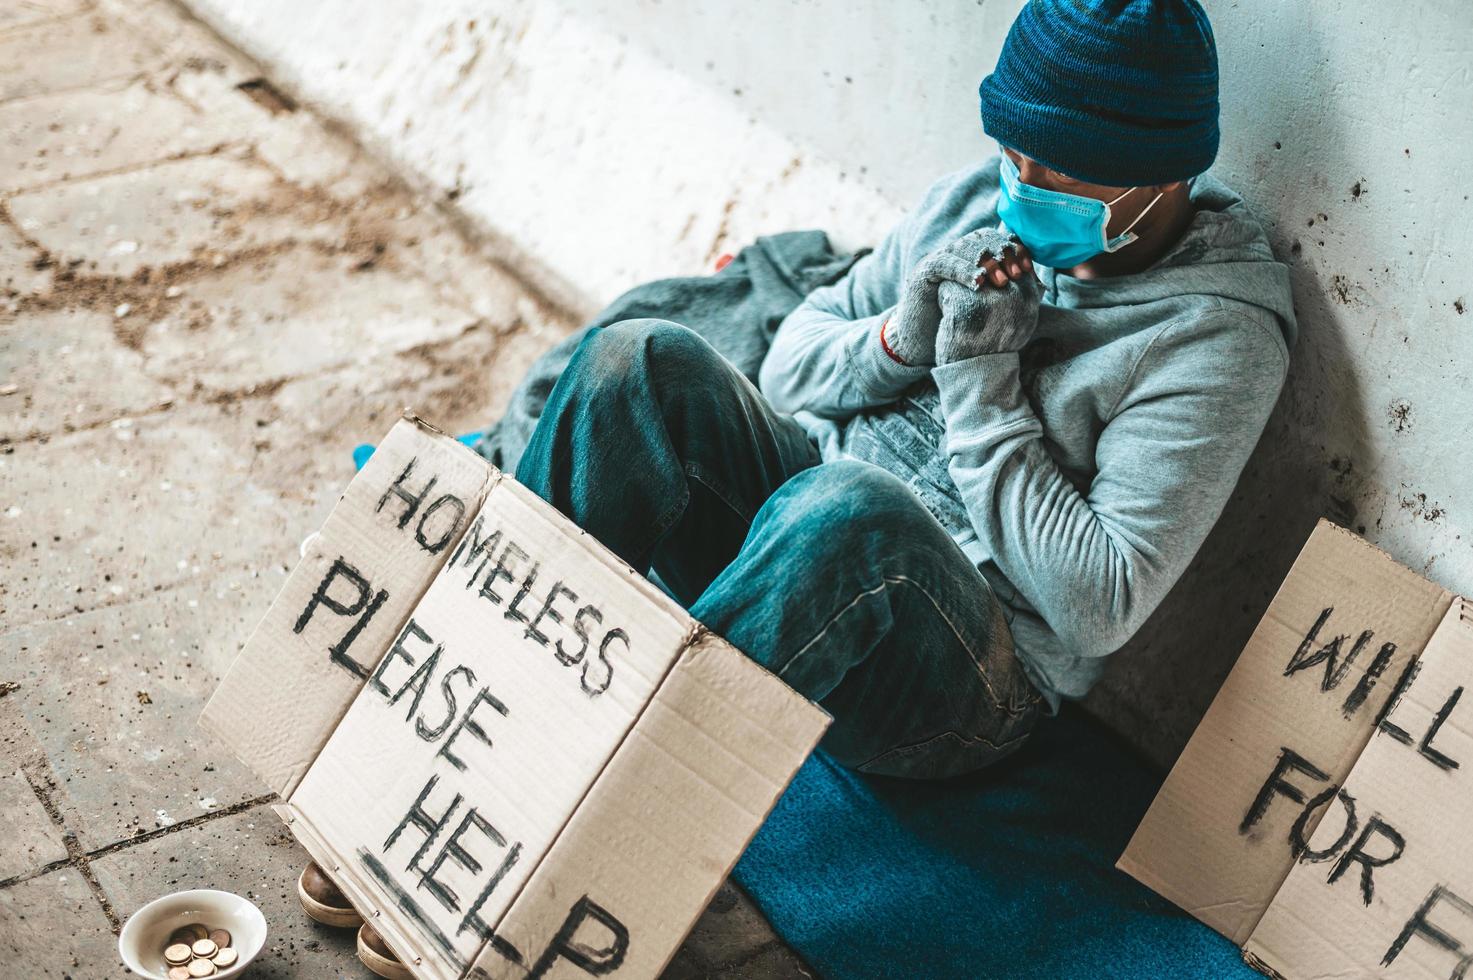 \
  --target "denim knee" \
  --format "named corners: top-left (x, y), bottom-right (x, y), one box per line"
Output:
top-left (760, 460), bottom-right (935, 561)
top-left (572, 318), bottom-right (717, 399)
